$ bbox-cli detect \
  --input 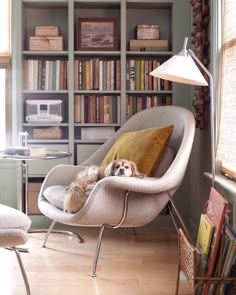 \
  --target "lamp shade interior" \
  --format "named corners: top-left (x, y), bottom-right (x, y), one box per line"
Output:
top-left (149, 54), bottom-right (208, 86)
